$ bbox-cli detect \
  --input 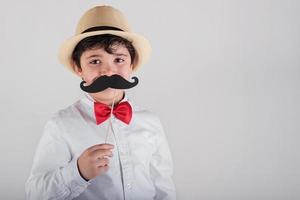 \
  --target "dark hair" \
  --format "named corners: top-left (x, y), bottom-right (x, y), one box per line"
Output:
top-left (72, 34), bottom-right (136, 68)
